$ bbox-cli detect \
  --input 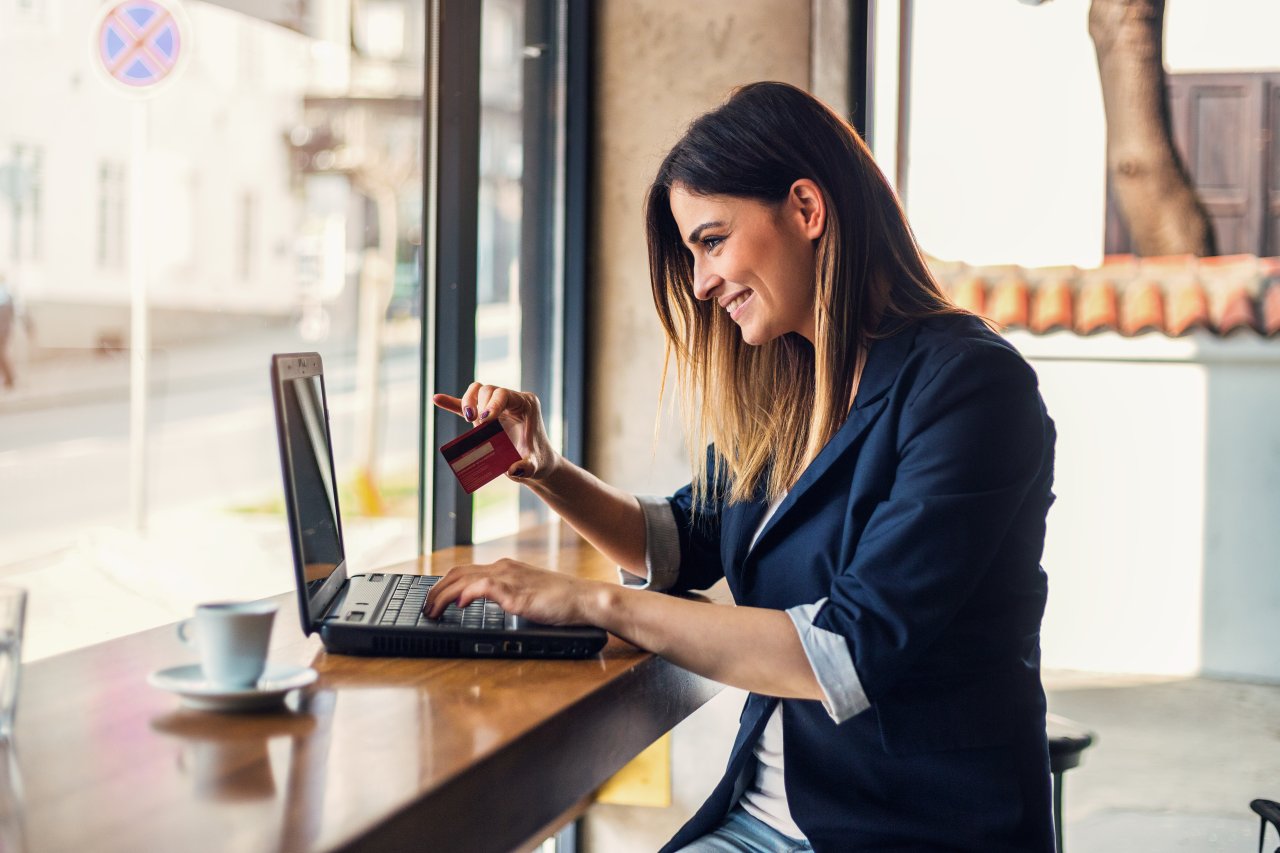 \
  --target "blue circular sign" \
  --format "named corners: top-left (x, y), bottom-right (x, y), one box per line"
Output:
top-left (96, 0), bottom-right (184, 90)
